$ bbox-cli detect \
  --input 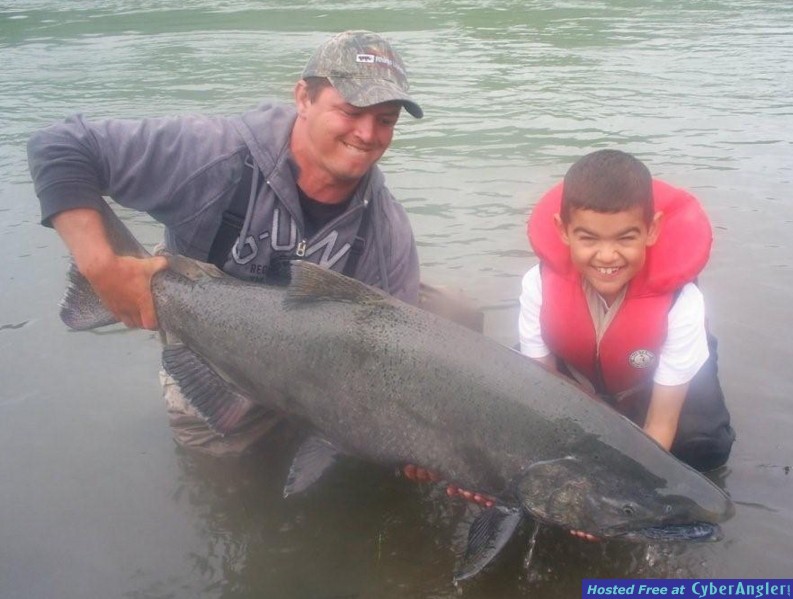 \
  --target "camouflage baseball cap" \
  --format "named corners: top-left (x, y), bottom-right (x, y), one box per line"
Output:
top-left (302, 30), bottom-right (423, 119)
